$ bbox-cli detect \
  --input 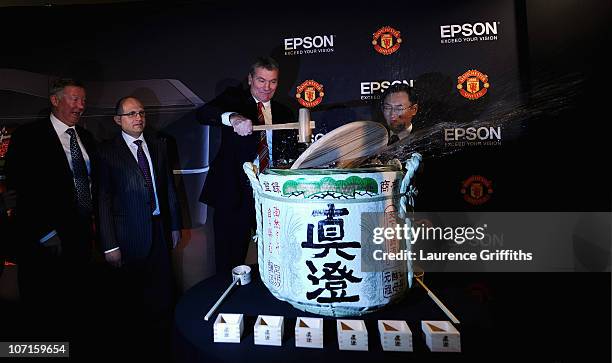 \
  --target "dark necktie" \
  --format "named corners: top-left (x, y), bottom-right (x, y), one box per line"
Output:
top-left (256, 102), bottom-right (270, 171)
top-left (133, 140), bottom-right (157, 212)
top-left (65, 128), bottom-right (92, 215)
top-left (388, 134), bottom-right (400, 145)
